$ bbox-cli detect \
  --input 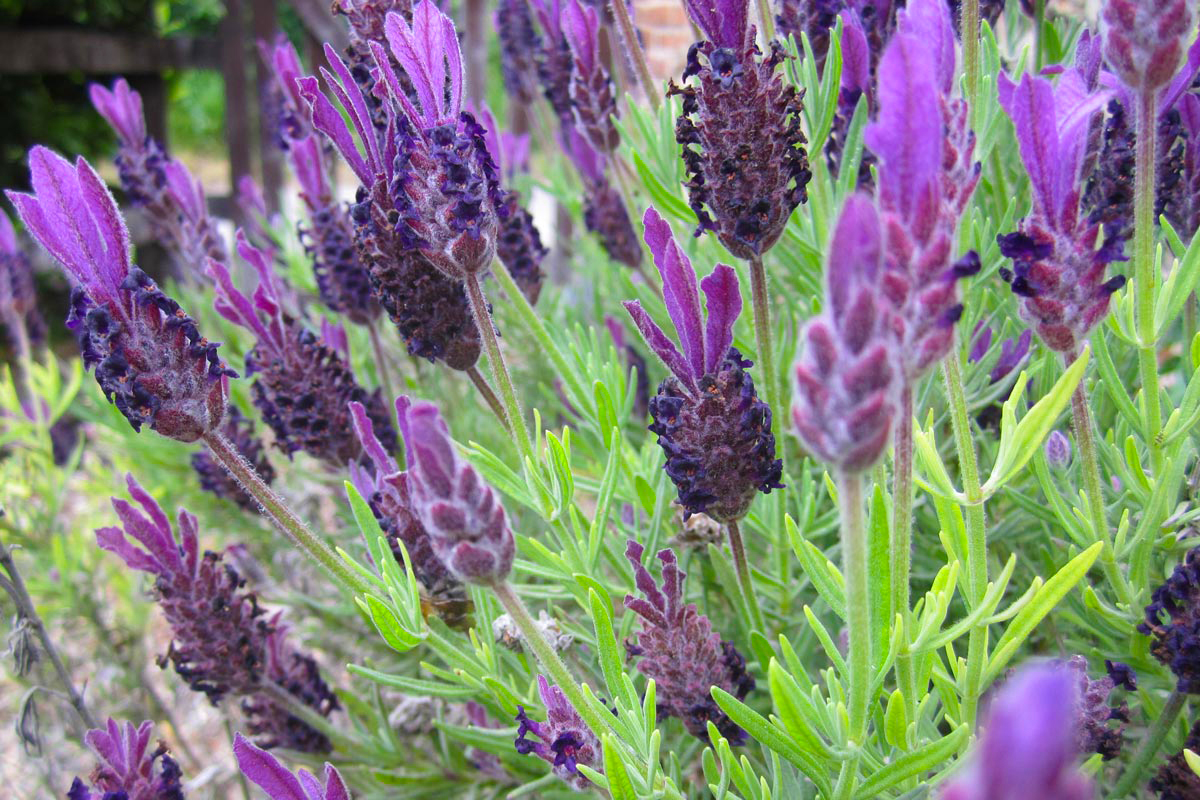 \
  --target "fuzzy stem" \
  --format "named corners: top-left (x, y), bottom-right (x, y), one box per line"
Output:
top-left (941, 350), bottom-right (988, 730)
top-left (490, 580), bottom-right (619, 741)
top-left (891, 388), bottom-right (918, 730)
top-left (1069, 377), bottom-right (1135, 608)
top-left (838, 471), bottom-right (870, 742)
top-left (467, 366), bottom-right (513, 434)
top-left (0, 534), bottom-right (97, 729)
top-left (962, 0), bottom-right (981, 123)
top-left (727, 519), bottom-right (766, 632)
top-left (1111, 689), bottom-right (1187, 798)
top-left (1134, 89), bottom-right (1164, 475)
top-left (756, 0), bottom-right (776, 42)
top-left (366, 318), bottom-right (396, 403)
top-left (749, 255), bottom-right (781, 447)
top-left (609, 0), bottom-right (661, 112)
top-left (202, 430), bottom-right (371, 595)
top-left (464, 273), bottom-right (534, 466)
